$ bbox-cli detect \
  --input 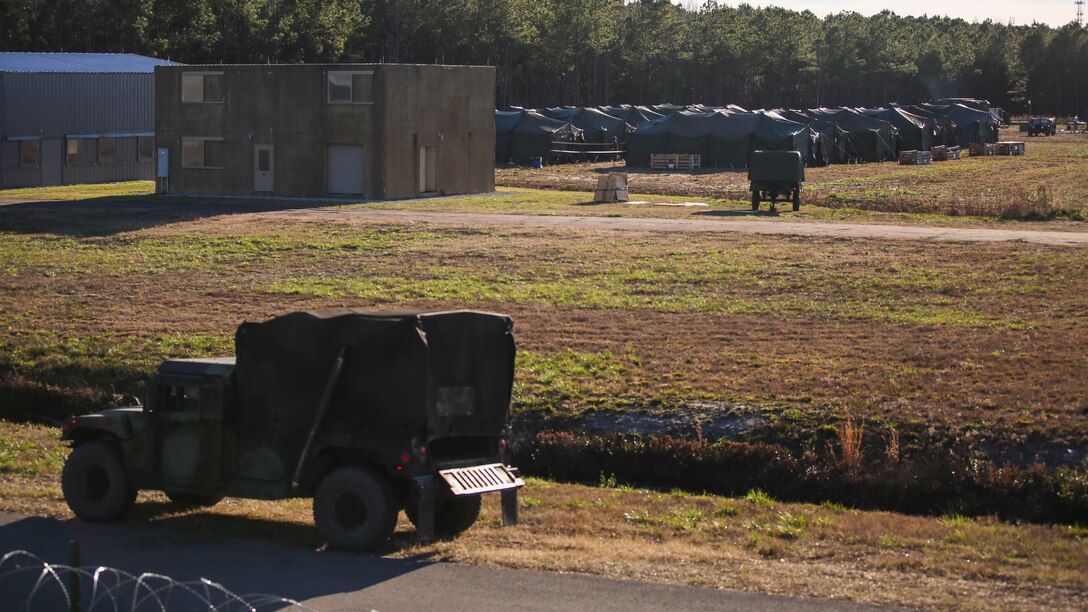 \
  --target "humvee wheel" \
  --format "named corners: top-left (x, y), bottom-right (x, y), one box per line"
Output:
top-left (751, 190), bottom-right (760, 210)
top-left (406, 495), bottom-right (482, 537)
top-left (165, 492), bottom-right (224, 508)
top-left (313, 466), bottom-right (397, 551)
top-left (62, 441), bottom-right (136, 522)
